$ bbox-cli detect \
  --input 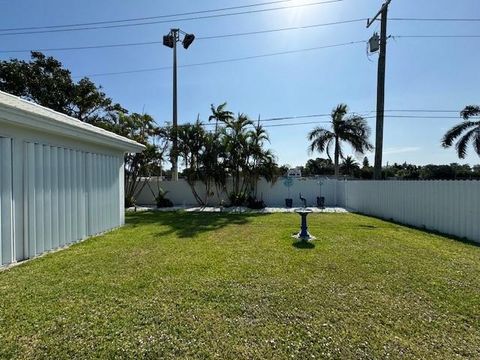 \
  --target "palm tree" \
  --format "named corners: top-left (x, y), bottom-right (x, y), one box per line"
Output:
top-left (176, 121), bottom-right (207, 205)
top-left (340, 156), bottom-right (360, 177)
top-left (209, 102), bottom-right (234, 133)
top-left (442, 105), bottom-right (480, 158)
top-left (246, 122), bottom-right (277, 198)
top-left (223, 113), bottom-right (253, 196)
top-left (308, 104), bottom-right (373, 176)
